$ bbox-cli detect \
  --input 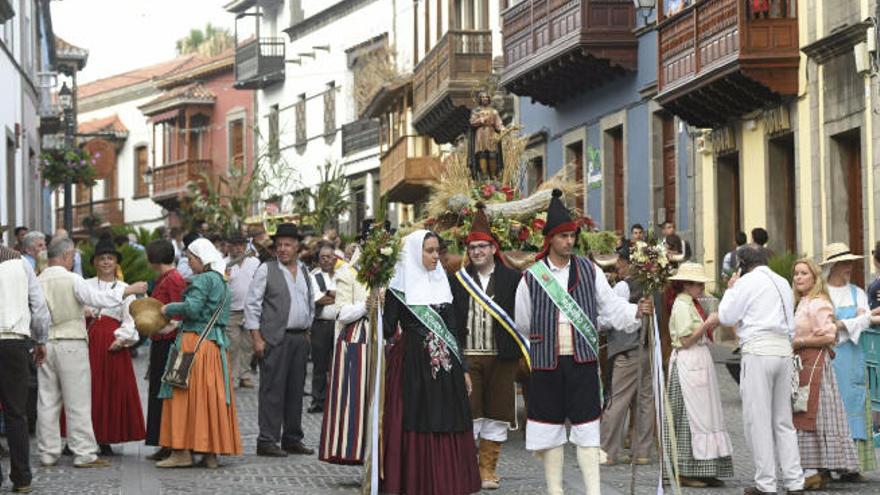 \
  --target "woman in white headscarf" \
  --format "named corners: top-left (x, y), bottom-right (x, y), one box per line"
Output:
top-left (156, 238), bottom-right (242, 468)
top-left (380, 230), bottom-right (480, 495)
